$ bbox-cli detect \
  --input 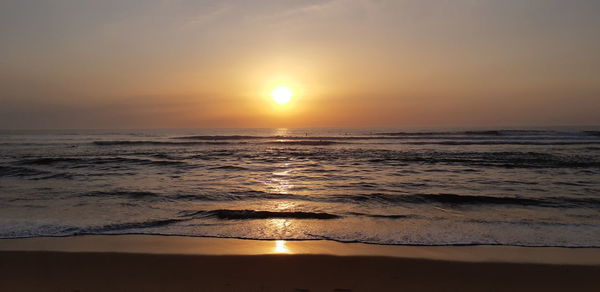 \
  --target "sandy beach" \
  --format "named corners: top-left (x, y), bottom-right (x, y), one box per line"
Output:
top-left (0, 235), bottom-right (599, 292)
